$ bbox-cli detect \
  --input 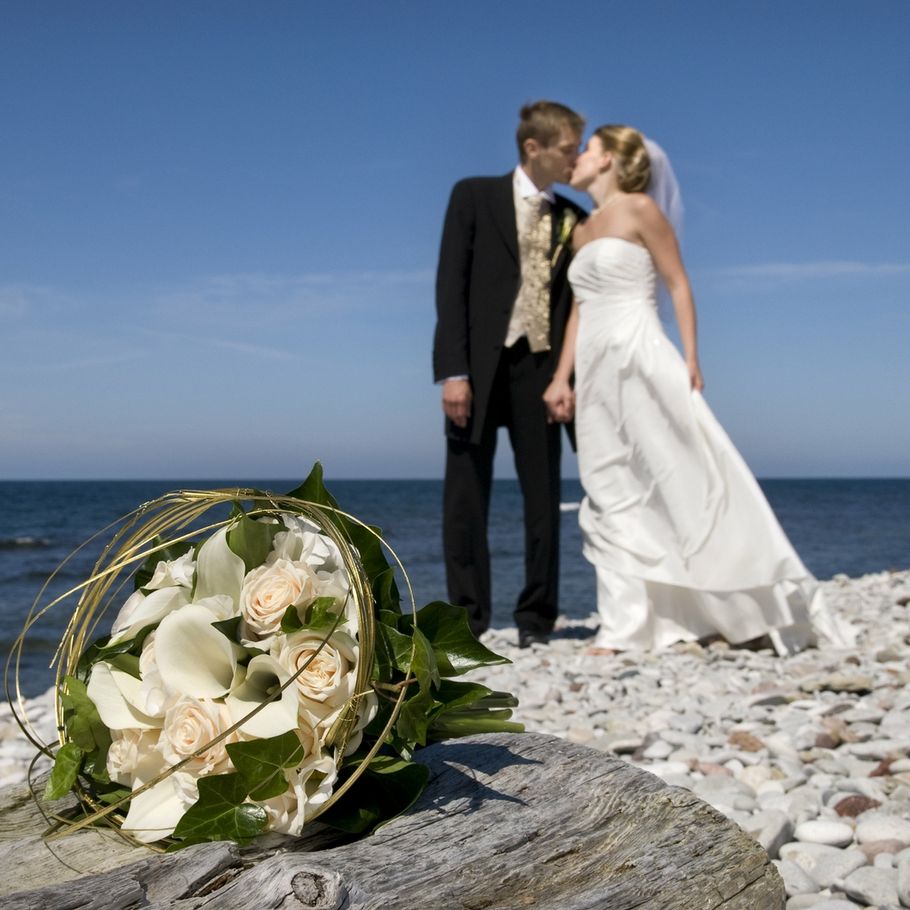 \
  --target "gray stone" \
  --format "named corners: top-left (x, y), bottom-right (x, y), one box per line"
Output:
top-left (779, 842), bottom-right (867, 888)
top-left (789, 900), bottom-right (860, 910)
top-left (855, 814), bottom-right (910, 846)
top-left (841, 864), bottom-right (900, 906)
top-left (794, 820), bottom-right (854, 847)
top-left (773, 859), bottom-right (818, 896)
top-left (741, 810), bottom-right (794, 859)
top-left (897, 850), bottom-right (910, 907)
